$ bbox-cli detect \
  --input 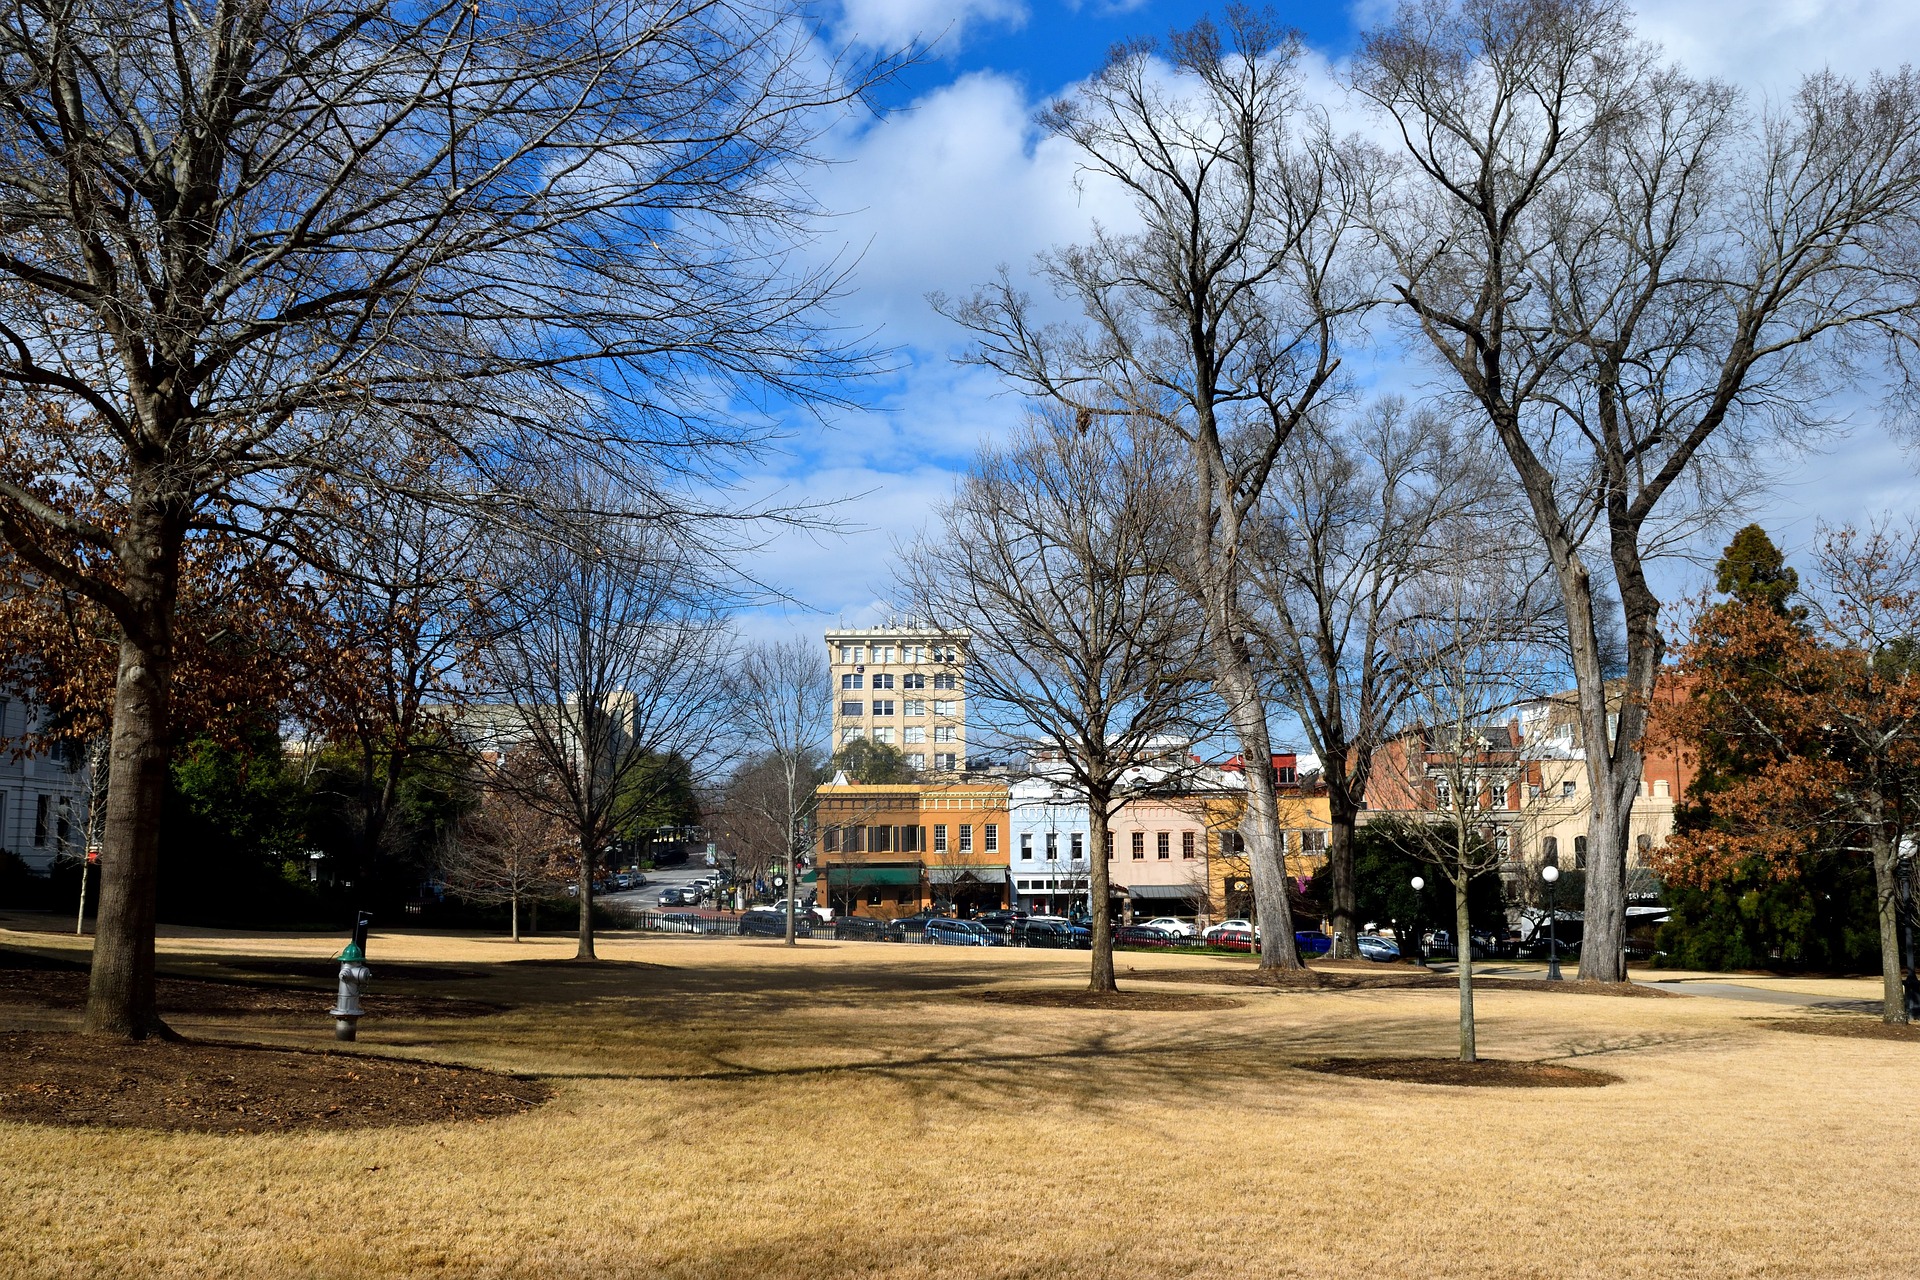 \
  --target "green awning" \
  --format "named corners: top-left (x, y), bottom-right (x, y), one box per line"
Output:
top-left (825, 864), bottom-right (920, 887)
